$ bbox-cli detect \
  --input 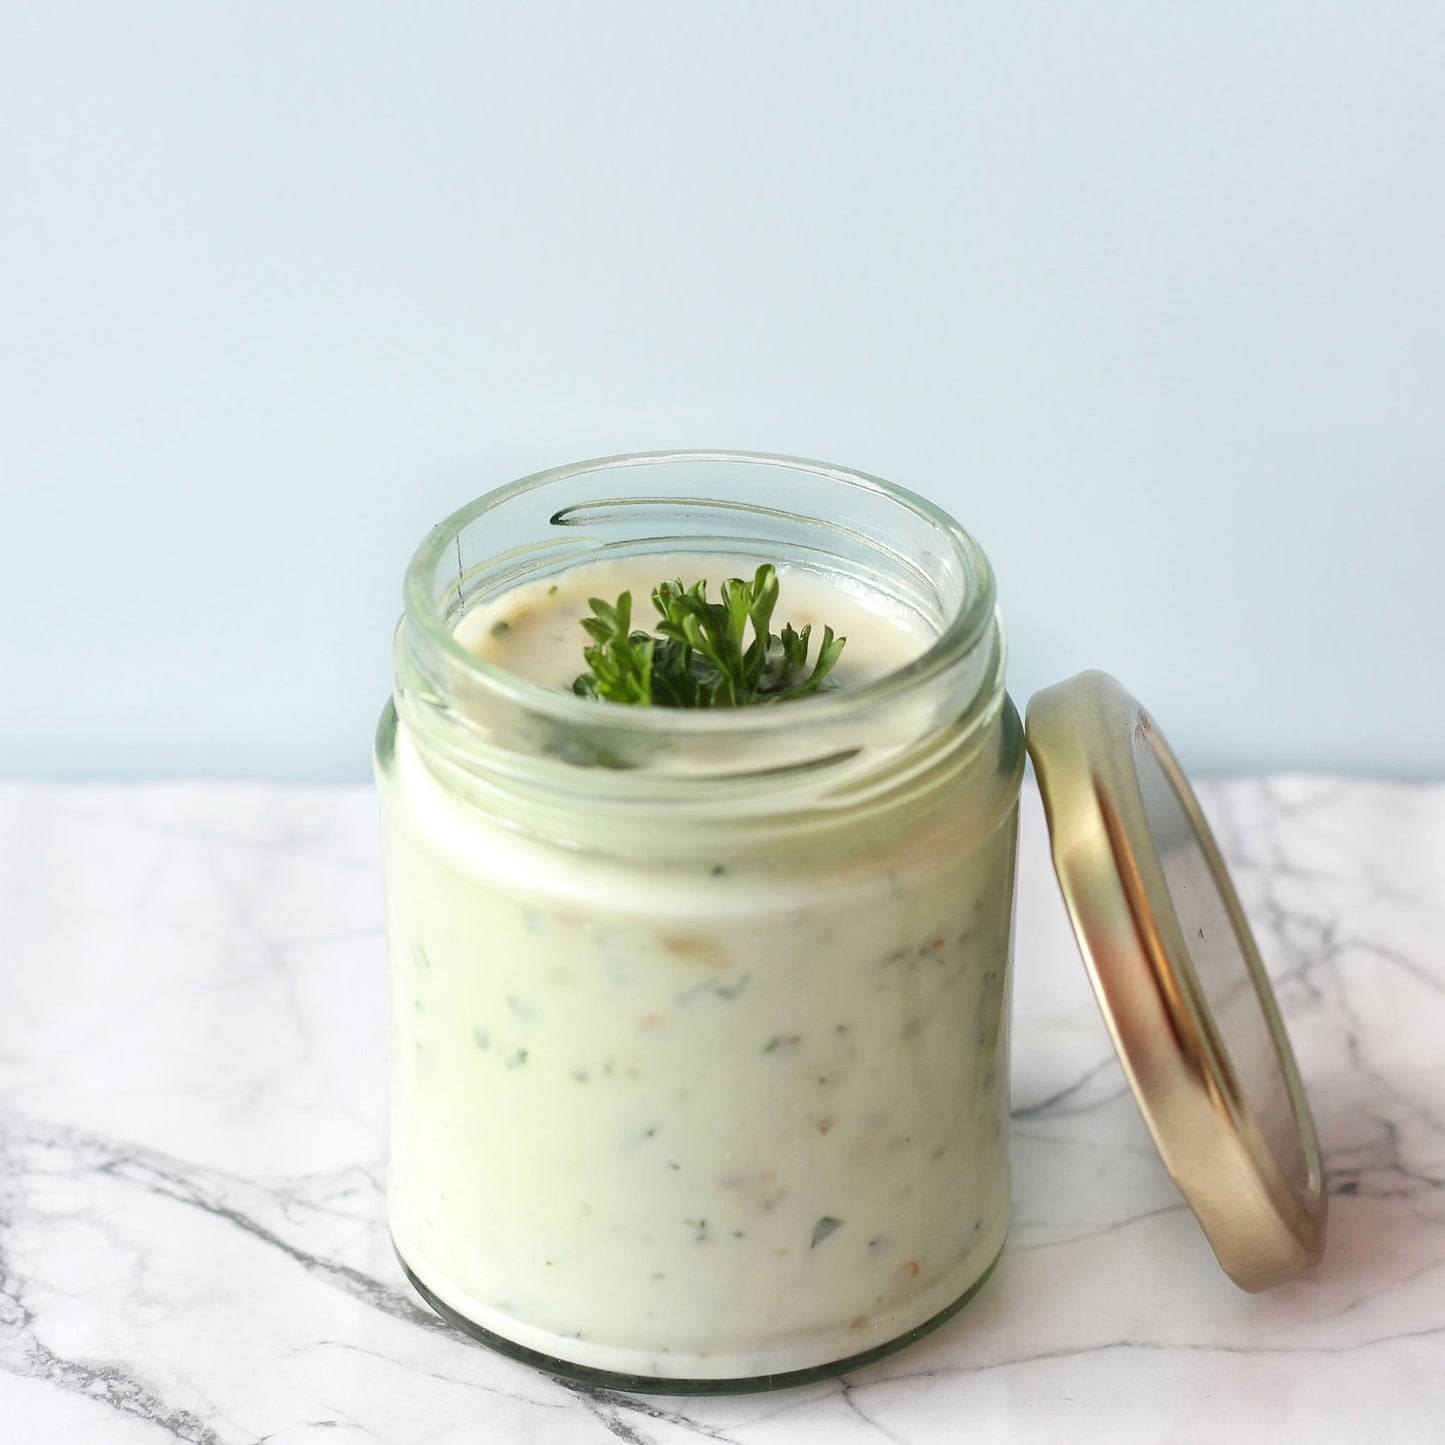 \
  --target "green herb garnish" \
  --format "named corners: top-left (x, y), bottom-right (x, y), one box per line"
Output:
top-left (571, 564), bottom-right (846, 707)
top-left (810, 1216), bottom-right (844, 1248)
